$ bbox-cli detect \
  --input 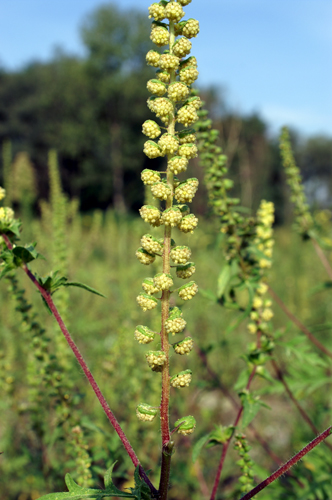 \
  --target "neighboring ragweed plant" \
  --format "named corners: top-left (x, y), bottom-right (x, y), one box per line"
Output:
top-left (137, 0), bottom-right (200, 496)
